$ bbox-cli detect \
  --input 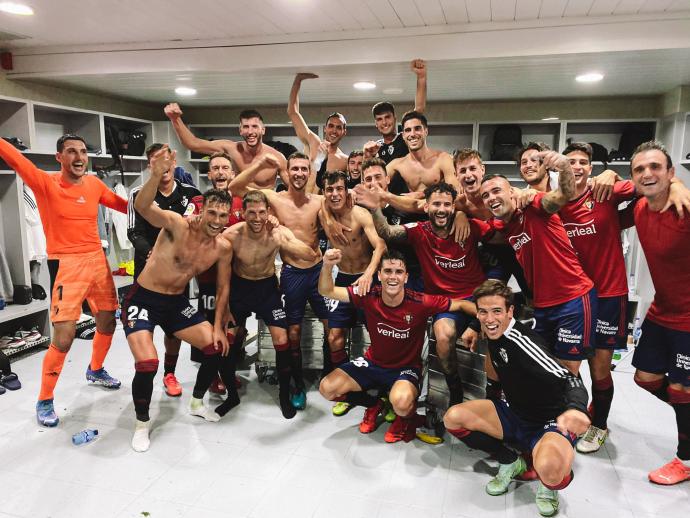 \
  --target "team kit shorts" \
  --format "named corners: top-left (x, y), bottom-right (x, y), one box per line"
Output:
top-left (339, 356), bottom-right (421, 391)
top-left (327, 271), bottom-right (366, 329)
top-left (280, 262), bottom-right (329, 325)
top-left (632, 319), bottom-right (690, 387)
top-left (230, 273), bottom-right (287, 328)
